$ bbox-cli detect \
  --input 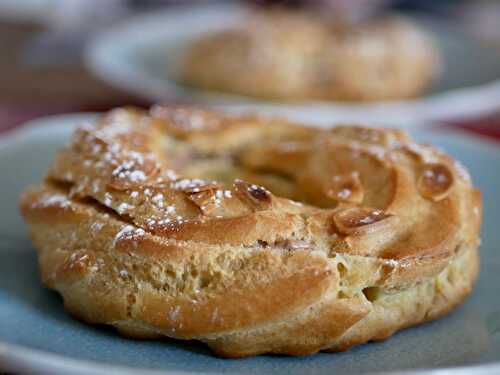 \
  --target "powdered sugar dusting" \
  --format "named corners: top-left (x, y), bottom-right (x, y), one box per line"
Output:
top-left (454, 160), bottom-right (471, 181)
top-left (113, 225), bottom-right (145, 247)
top-left (104, 192), bottom-right (113, 206)
top-left (33, 194), bottom-right (71, 209)
top-left (90, 222), bottom-right (105, 232)
top-left (152, 193), bottom-right (165, 208)
top-left (117, 202), bottom-right (134, 214)
top-left (169, 305), bottom-right (181, 321)
top-left (170, 178), bottom-right (212, 191)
